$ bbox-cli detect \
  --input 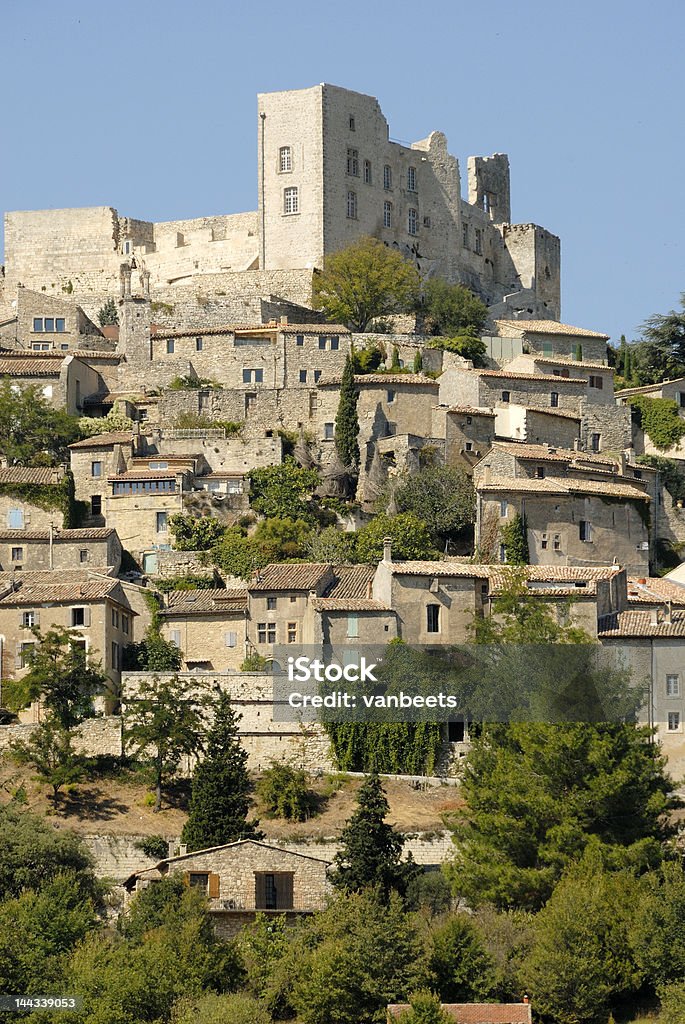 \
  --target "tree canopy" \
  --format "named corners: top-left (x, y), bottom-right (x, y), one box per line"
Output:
top-left (393, 466), bottom-right (475, 549)
top-left (422, 278), bottom-right (488, 337)
top-left (312, 236), bottom-right (420, 332)
top-left (0, 378), bottom-right (81, 466)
